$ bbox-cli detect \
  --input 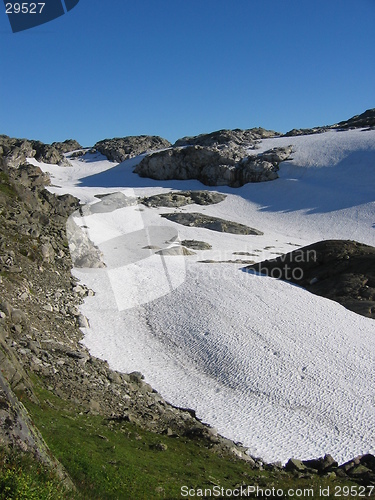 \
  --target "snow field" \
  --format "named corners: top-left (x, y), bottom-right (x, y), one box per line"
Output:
top-left (34, 128), bottom-right (375, 463)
